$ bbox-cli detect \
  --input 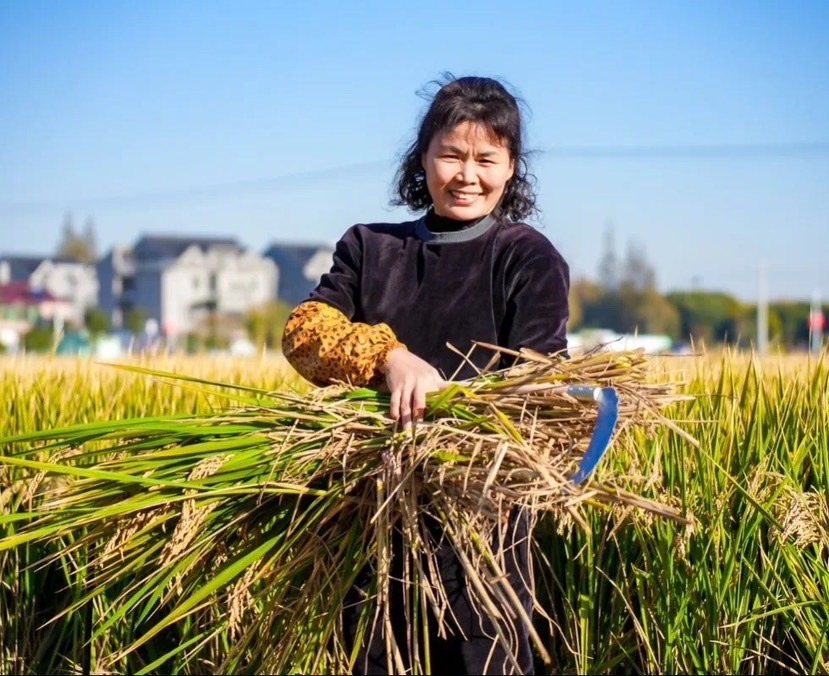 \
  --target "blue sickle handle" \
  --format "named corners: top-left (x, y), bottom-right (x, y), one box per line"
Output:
top-left (567, 386), bottom-right (620, 485)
